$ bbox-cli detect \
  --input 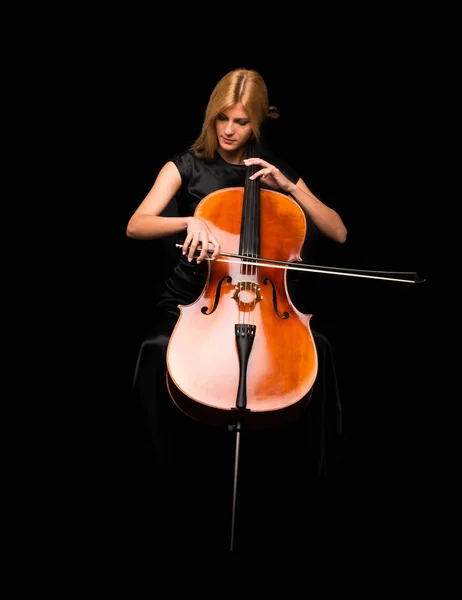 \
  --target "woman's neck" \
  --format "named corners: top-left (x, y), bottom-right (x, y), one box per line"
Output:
top-left (216, 147), bottom-right (246, 165)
